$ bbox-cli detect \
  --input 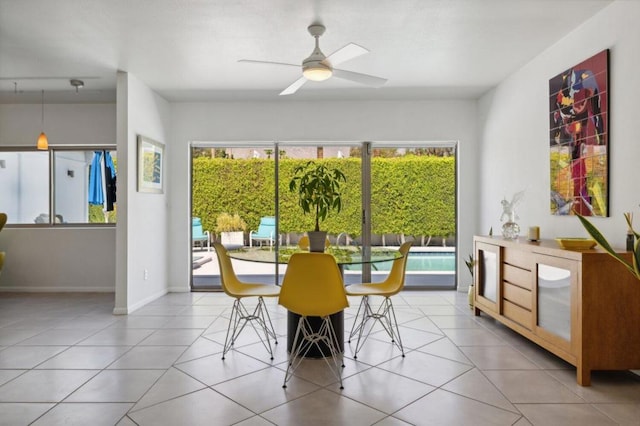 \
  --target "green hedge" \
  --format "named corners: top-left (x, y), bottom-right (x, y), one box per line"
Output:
top-left (192, 156), bottom-right (455, 240)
